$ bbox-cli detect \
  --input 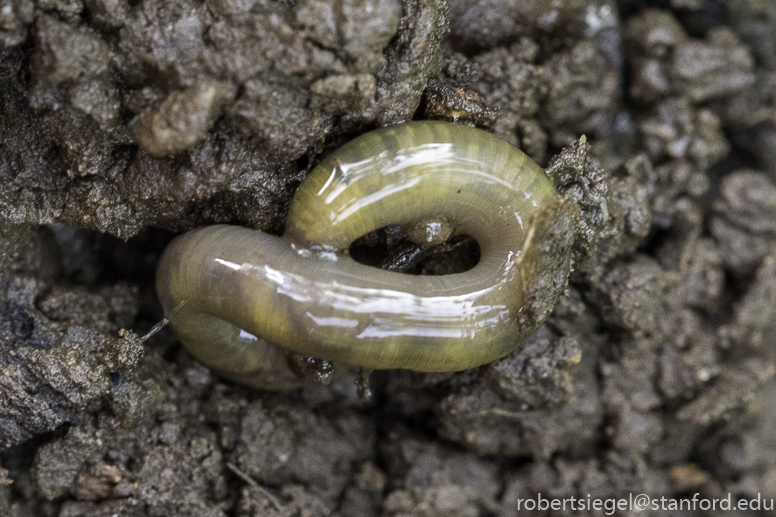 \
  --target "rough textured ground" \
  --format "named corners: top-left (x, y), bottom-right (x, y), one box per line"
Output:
top-left (2, 0), bottom-right (776, 516)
